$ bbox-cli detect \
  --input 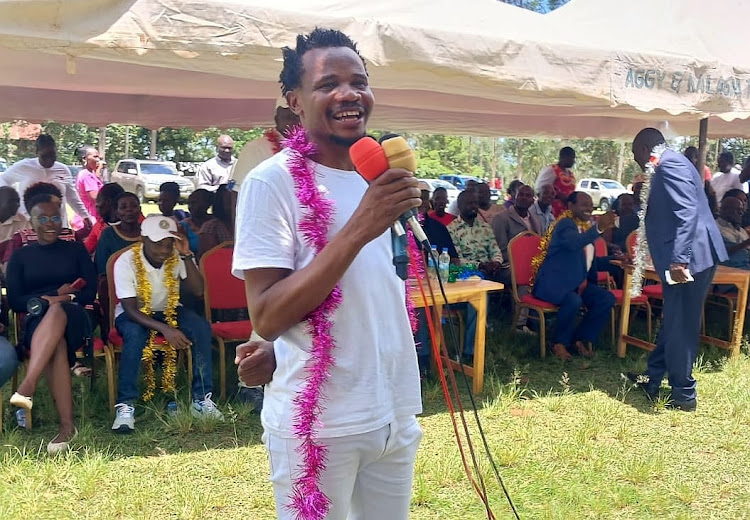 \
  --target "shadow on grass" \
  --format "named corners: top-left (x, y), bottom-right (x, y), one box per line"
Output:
top-left (1, 363), bottom-right (265, 460)
top-left (421, 302), bottom-right (747, 417)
